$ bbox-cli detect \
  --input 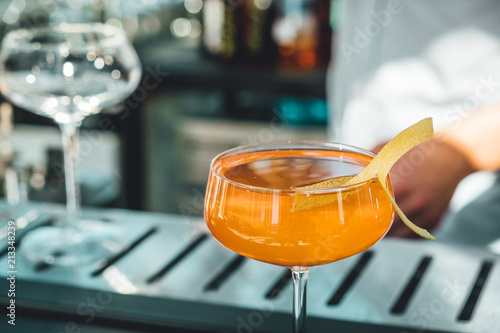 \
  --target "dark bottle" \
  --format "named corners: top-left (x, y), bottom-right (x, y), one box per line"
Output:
top-left (202, 0), bottom-right (277, 65)
top-left (273, 0), bottom-right (332, 69)
top-left (240, 0), bottom-right (278, 64)
top-left (202, 0), bottom-right (242, 62)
